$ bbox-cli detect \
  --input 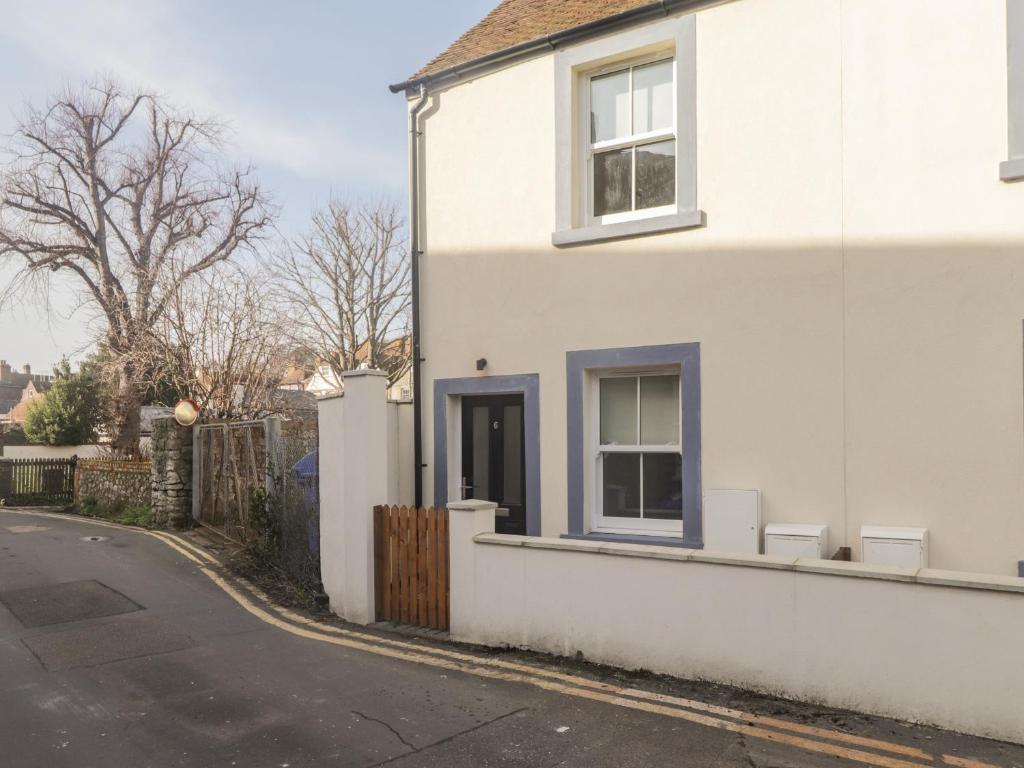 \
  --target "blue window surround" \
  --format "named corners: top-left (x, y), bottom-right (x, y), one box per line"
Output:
top-left (433, 374), bottom-right (541, 536)
top-left (564, 343), bottom-right (703, 549)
